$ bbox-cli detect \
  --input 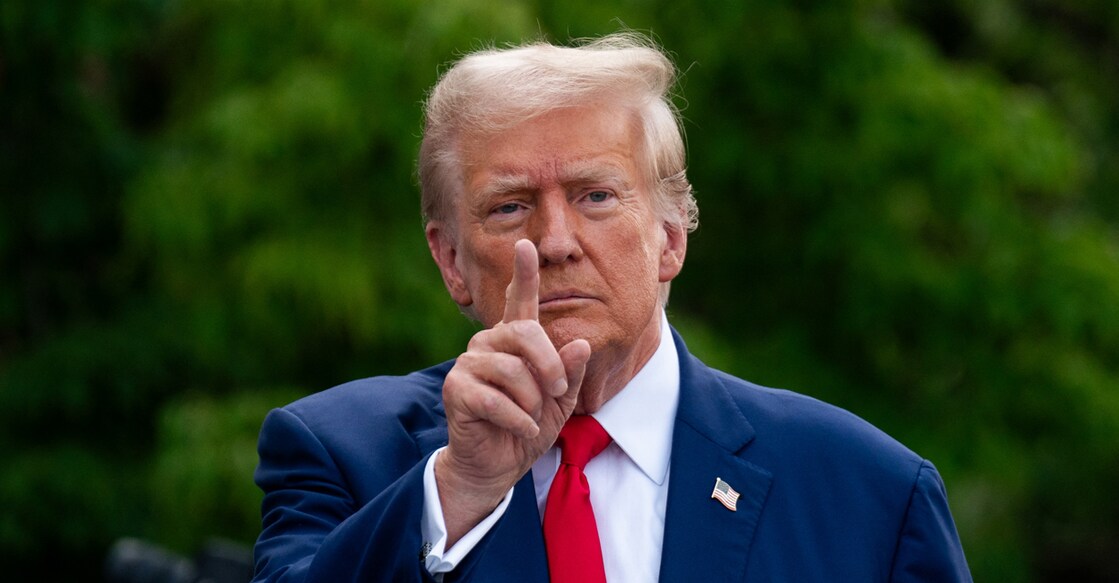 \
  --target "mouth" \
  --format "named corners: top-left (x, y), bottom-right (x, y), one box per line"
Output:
top-left (539, 289), bottom-right (593, 307)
